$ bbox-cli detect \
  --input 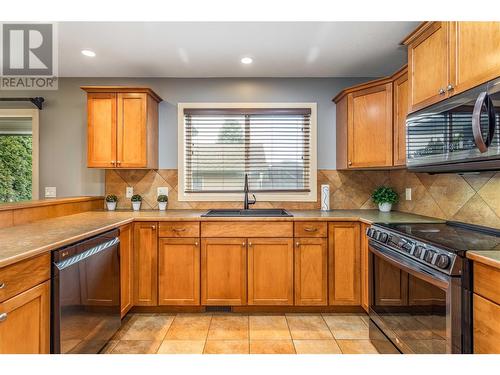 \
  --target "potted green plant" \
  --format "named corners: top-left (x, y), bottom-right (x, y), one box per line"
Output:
top-left (372, 186), bottom-right (399, 212)
top-left (157, 194), bottom-right (168, 211)
top-left (131, 194), bottom-right (142, 211)
top-left (105, 194), bottom-right (118, 211)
